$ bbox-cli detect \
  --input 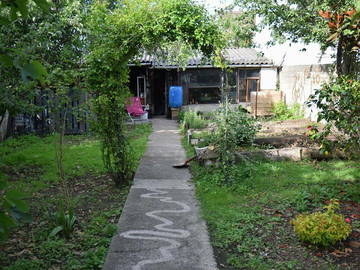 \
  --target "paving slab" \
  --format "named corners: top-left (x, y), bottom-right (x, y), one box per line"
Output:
top-left (103, 117), bottom-right (217, 270)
